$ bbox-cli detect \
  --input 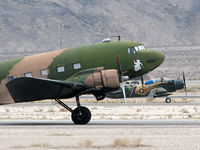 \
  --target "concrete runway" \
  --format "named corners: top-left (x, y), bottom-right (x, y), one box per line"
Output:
top-left (11, 102), bottom-right (200, 106)
top-left (81, 95), bottom-right (200, 99)
top-left (1, 120), bottom-right (200, 126)
top-left (1, 94), bottom-right (200, 149)
top-left (1, 121), bottom-right (200, 150)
